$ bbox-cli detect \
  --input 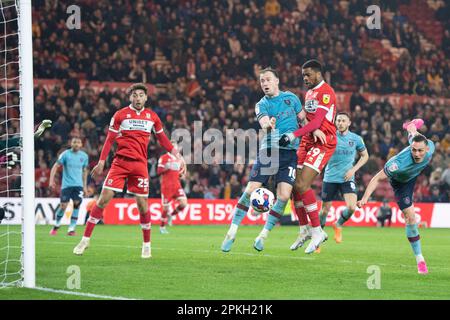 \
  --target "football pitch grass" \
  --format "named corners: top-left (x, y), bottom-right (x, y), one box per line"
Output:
top-left (1, 225), bottom-right (450, 300)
